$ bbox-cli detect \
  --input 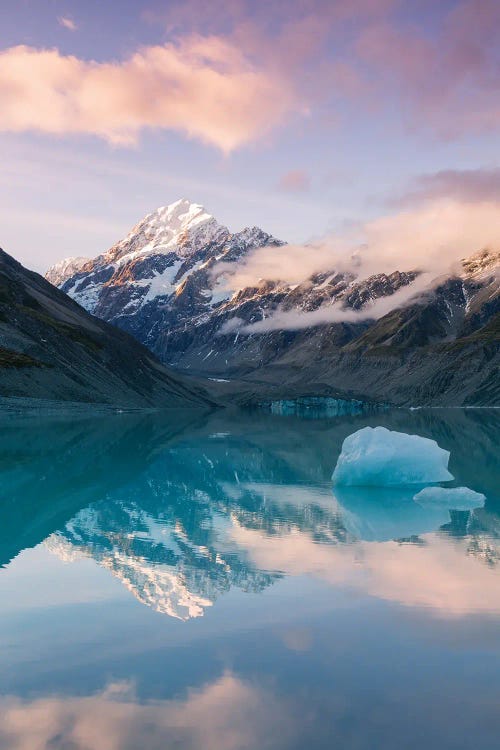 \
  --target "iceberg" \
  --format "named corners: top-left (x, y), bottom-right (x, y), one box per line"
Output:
top-left (413, 486), bottom-right (485, 510)
top-left (332, 426), bottom-right (454, 487)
